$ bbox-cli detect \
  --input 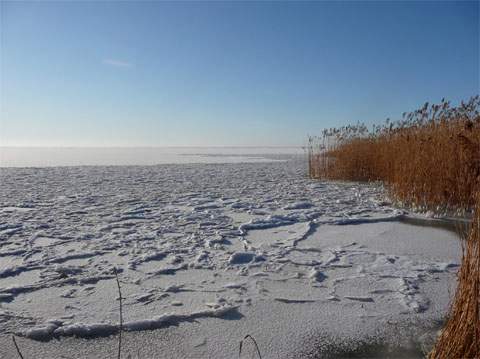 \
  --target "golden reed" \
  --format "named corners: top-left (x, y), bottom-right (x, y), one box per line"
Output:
top-left (429, 193), bottom-right (479, 359)
top-left (308, 96), bottom-right (479, 213)
top-left (308, 96), bottom-right (479, 358)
